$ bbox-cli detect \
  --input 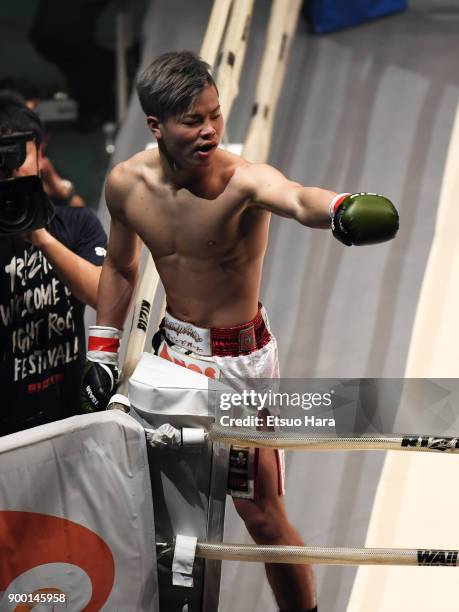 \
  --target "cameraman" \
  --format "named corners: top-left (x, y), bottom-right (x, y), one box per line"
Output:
top-left (0, 94), bottom-right (107, 435)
